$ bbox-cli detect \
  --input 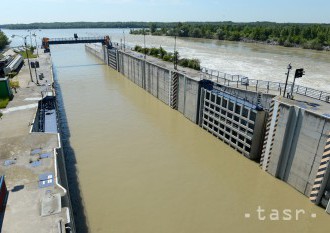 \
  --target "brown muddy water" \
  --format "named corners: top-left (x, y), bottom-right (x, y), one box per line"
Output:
top-left (52, 44), bottom-right (329, 233)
